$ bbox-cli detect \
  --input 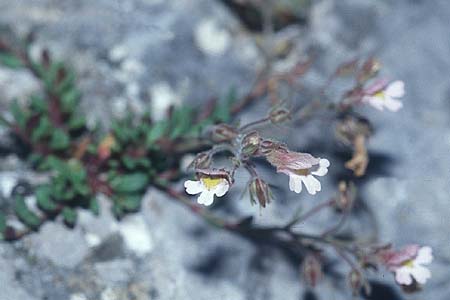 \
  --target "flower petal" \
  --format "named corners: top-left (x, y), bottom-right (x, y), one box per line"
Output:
top-left (289, 174), bottom-right (303, 193)
top-left (184, 180), bottom-right (204, 195)
top-left (198, 191), bottom-right (215, 206)
top-left (302, 175), bottom-right (321, 195)
top-left (385, 98), bottom-right (403, 112)
top-left (395, 267), bottom-right (413, 285)
top-left (311, 159), bottom-right (330, 176)
top-left (364, 96), bottom-right (385, 111)
top-left (410, 265), bottom-right (431, 285)
top-left (213, 180), bottom-right (229, 197)
top-left (415, 246), bottom-right (433, 265)
top-left (386, 81), bottom-right (405, 98)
